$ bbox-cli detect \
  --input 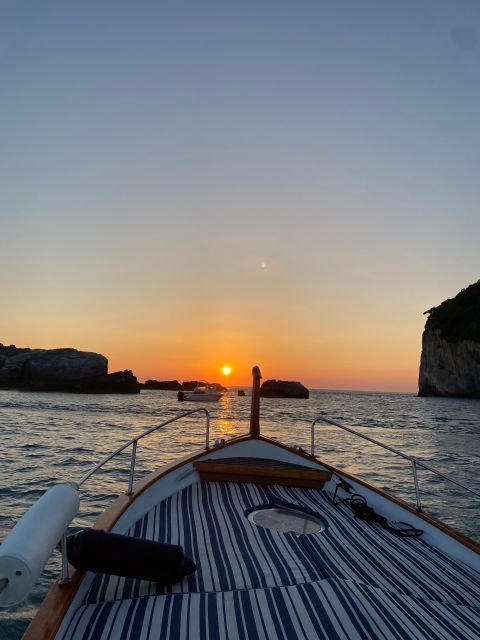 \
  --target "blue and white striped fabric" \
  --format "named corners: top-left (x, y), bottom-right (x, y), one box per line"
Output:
top-left (85, 482), bottom-right (322, 604)
top-left (86, 481), bottom-right (480, 610)
top-left (61, 578), bottom-right (480, 640)
top-left (62, 480), bottom-right (480, 639)
top-left (269, 485), bottom-right (480, 608)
